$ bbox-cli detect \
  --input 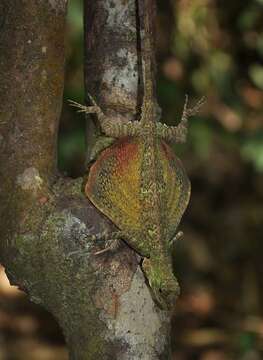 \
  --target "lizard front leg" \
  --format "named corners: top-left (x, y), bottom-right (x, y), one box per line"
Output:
top-left (157, 96), bottom-right (205, 143)
top-left (69, 95), bottom-right (141, 138)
